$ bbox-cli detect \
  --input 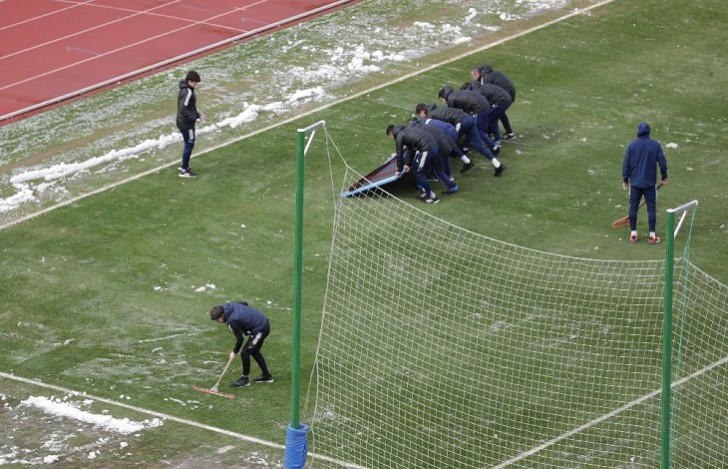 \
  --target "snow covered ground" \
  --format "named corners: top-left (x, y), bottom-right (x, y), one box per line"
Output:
top-left (0, 0), bottom-right (600, 227)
